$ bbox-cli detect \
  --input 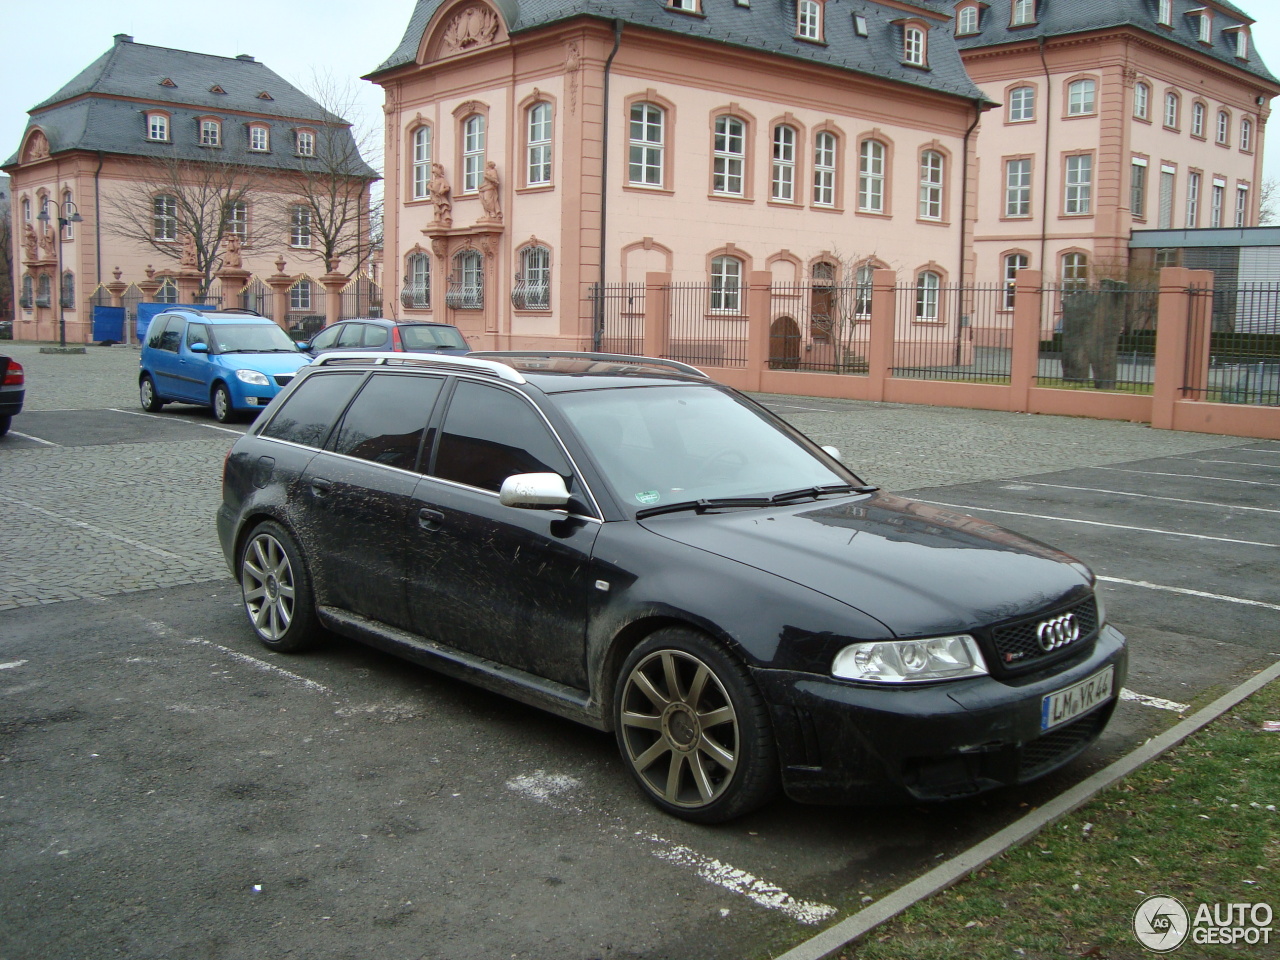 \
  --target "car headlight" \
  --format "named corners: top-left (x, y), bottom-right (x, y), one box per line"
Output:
top-left (832, 635), bottom-right (988, 683)
top-left (235, 369), bottom-right (271, 387)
